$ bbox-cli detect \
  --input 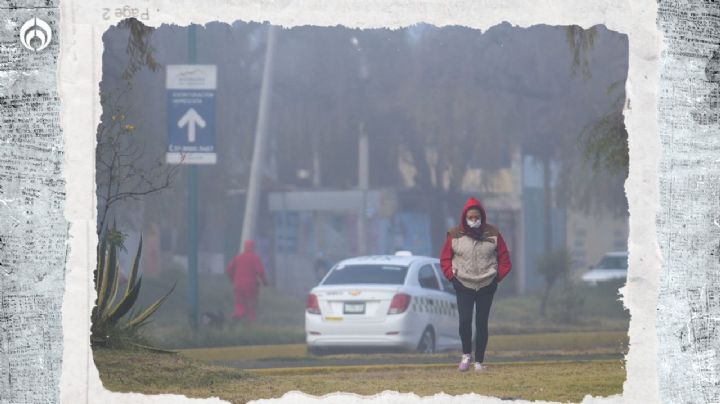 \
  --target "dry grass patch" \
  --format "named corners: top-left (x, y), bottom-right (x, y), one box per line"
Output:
top-left (95, 347), bottom-right (625, 404)
top-left (242, 360), bottom-right (625, 403)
